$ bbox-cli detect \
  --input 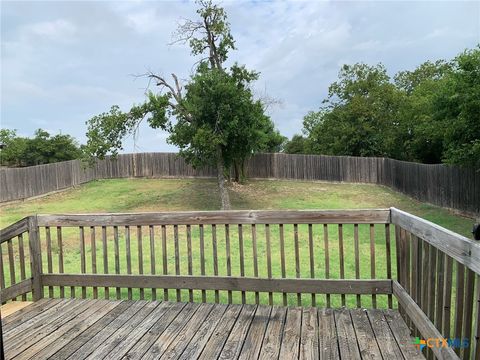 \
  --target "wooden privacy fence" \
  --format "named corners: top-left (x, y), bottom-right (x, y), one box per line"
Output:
top-left (1, 208), bottom-right (479, 359)
top-left (0, 153), bottom-right (479, 215)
